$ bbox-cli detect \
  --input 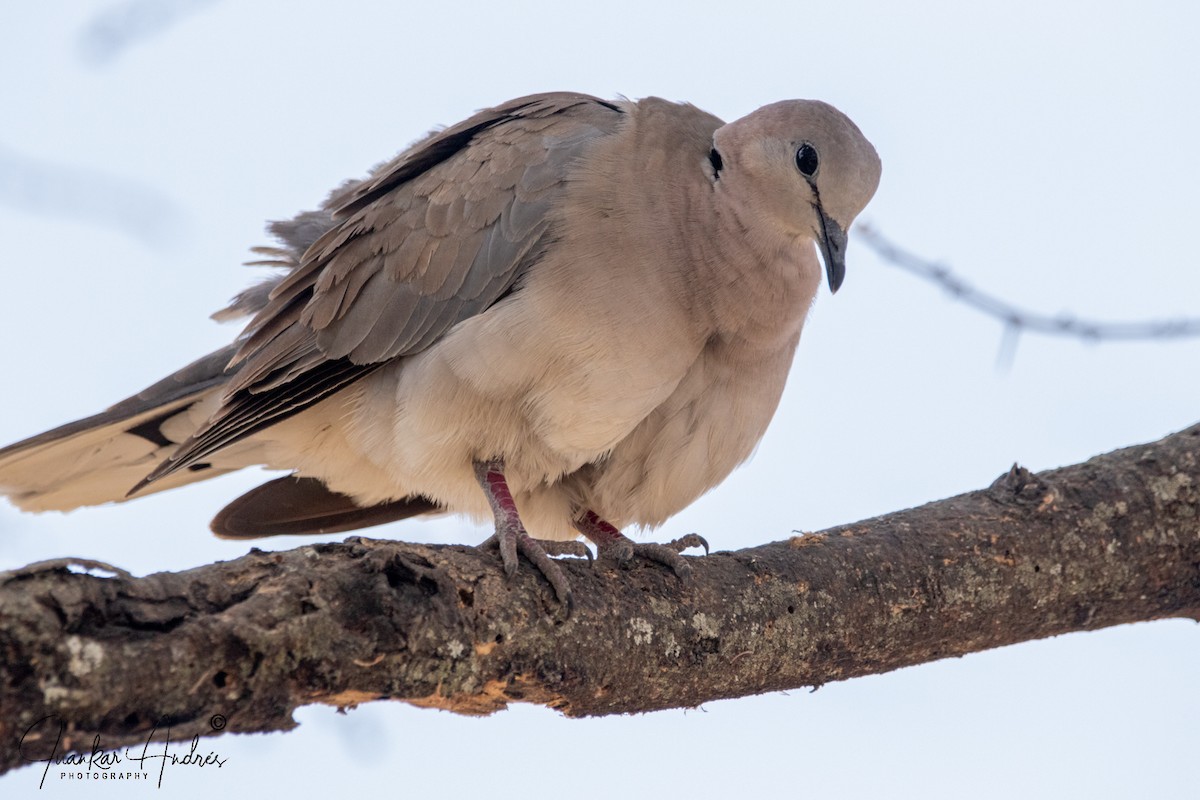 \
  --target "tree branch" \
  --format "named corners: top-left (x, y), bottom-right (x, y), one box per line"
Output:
top-left (3, 424), bottom-right (1199, 775)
